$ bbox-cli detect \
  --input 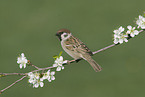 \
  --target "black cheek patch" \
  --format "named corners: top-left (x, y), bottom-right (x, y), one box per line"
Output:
top-left (58, 35), bottom-right (62, 41)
